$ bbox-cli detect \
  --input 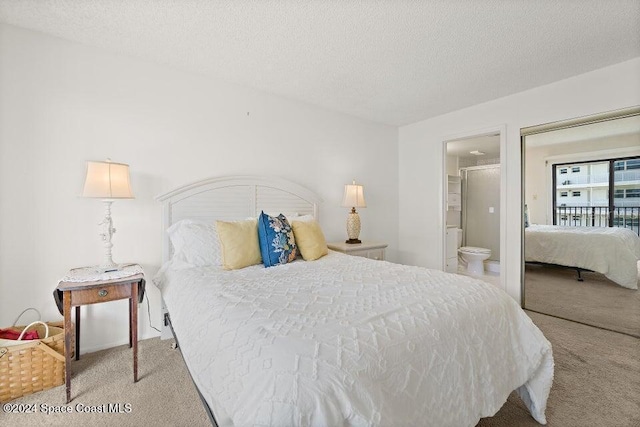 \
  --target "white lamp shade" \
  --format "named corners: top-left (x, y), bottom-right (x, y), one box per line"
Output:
top-left (341, 182), bottom-right (366, 208)
top-left (82, 160), bottom-right (134, 199)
